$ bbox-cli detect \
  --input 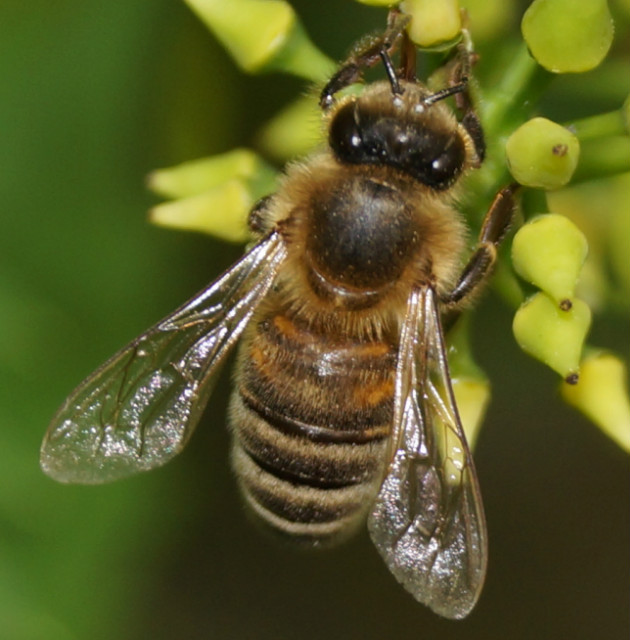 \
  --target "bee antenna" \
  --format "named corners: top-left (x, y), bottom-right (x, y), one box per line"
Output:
top-left (423, 80), bottom-right (468, 106)
top-left (380, 49), bottom-right (403, 96)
